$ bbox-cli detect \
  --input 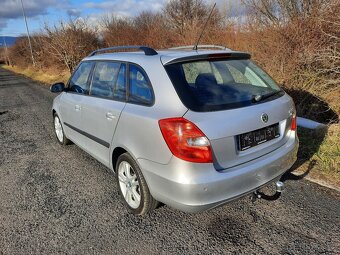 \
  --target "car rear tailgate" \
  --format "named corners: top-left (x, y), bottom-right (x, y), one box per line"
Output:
top-left (183, 93), bottom-right (296, 170)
